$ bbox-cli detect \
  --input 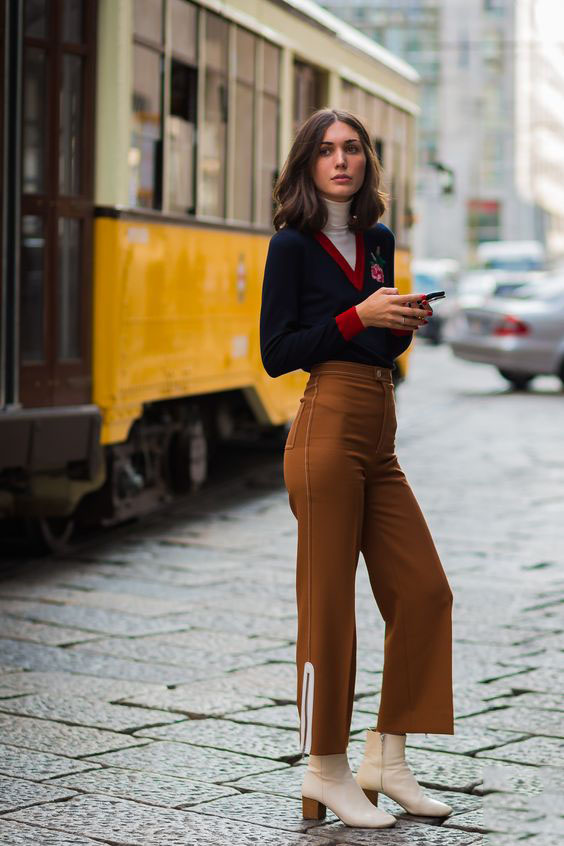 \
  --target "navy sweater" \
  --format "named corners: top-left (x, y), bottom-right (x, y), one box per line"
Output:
top-left (259, 222), bottom-right (413, 378)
